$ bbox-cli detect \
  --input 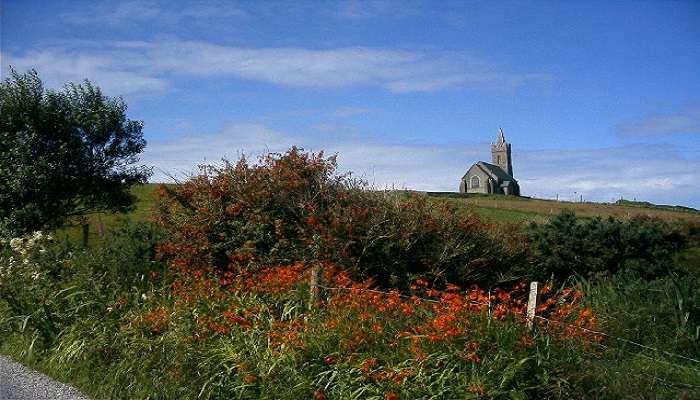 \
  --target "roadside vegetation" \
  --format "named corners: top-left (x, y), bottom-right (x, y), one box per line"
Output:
top-left (1, 72), bottom-right (699, 399)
